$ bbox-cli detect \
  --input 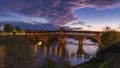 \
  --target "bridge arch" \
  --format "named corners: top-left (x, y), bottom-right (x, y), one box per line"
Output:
top-left (27, 28), bottom-right (102, 55)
